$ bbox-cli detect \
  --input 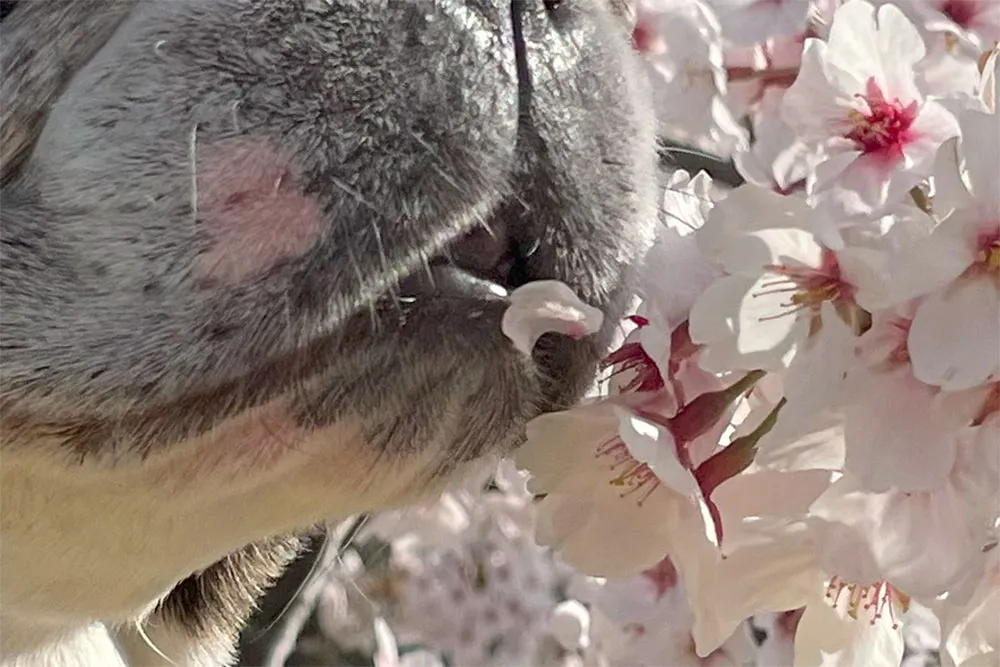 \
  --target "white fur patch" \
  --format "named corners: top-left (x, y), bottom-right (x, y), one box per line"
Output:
top-left (0, 623), bottom-right (127, 667)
